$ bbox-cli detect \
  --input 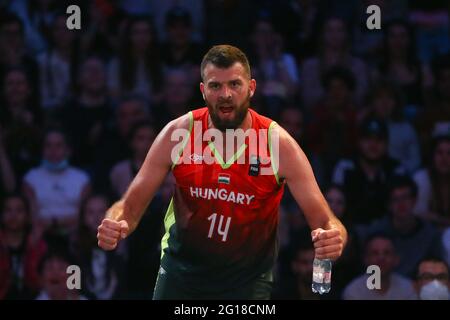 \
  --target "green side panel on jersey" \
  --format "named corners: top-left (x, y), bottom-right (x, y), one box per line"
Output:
top-left (160, 197), bottom-right (176, 260)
